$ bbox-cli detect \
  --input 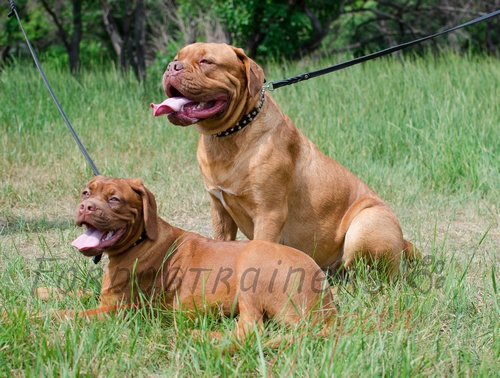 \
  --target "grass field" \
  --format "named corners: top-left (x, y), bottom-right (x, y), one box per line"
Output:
top-left (0, 51), bottom-right (499, 376)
